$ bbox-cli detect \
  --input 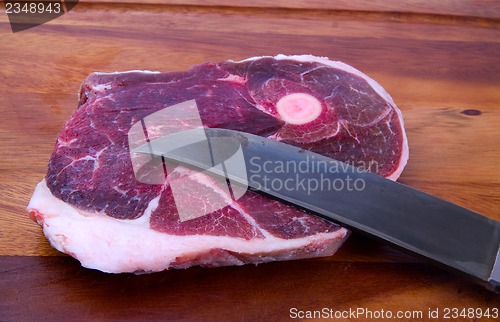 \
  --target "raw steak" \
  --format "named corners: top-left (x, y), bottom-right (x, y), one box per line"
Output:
top-left (27, 55), bottom-right (408, 273)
